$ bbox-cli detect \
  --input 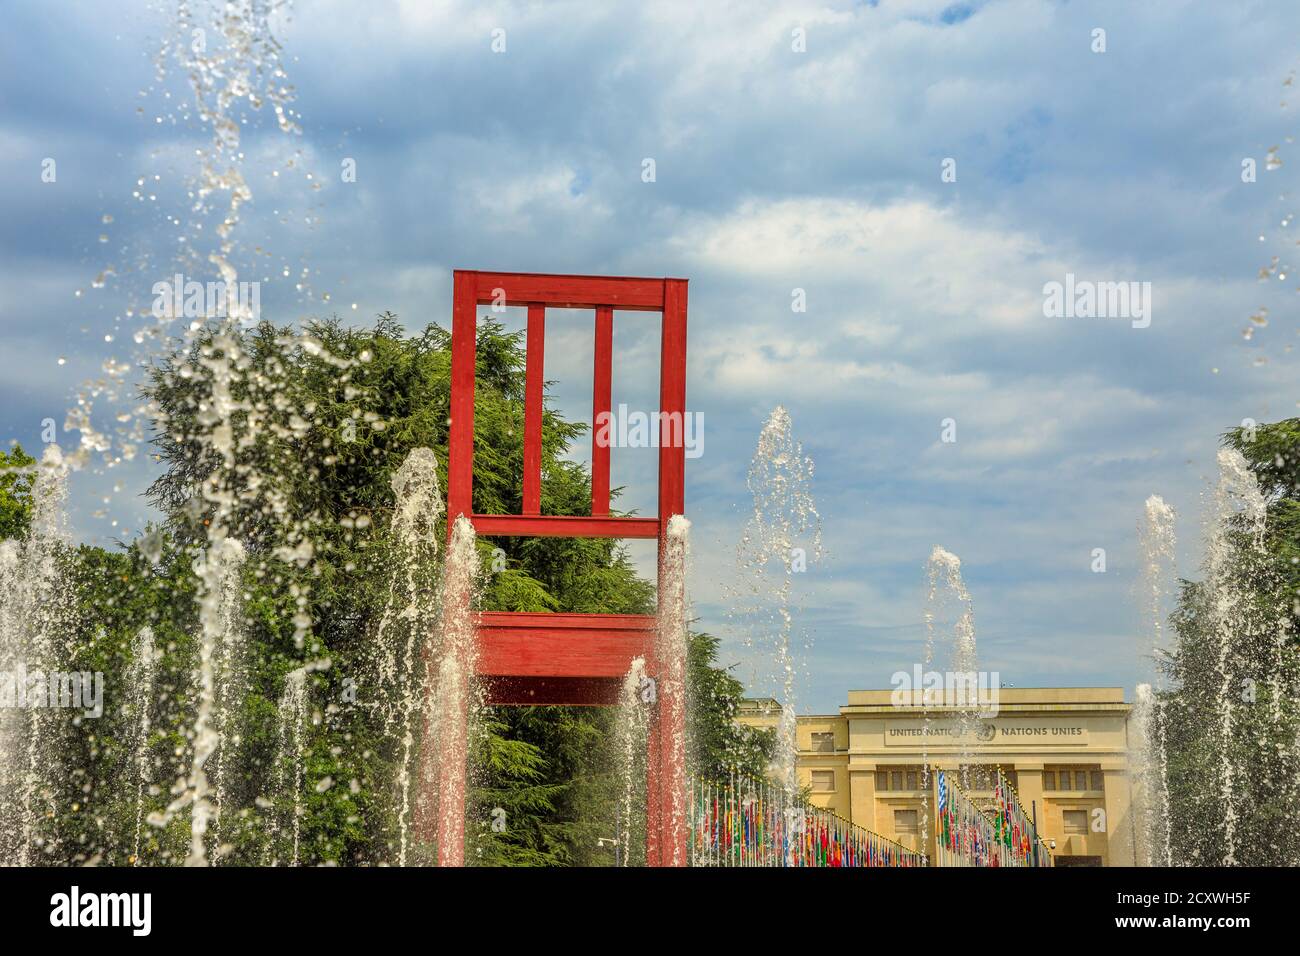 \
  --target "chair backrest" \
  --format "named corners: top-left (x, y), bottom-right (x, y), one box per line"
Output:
top-left (446, 269), bottom-right (689, 704)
